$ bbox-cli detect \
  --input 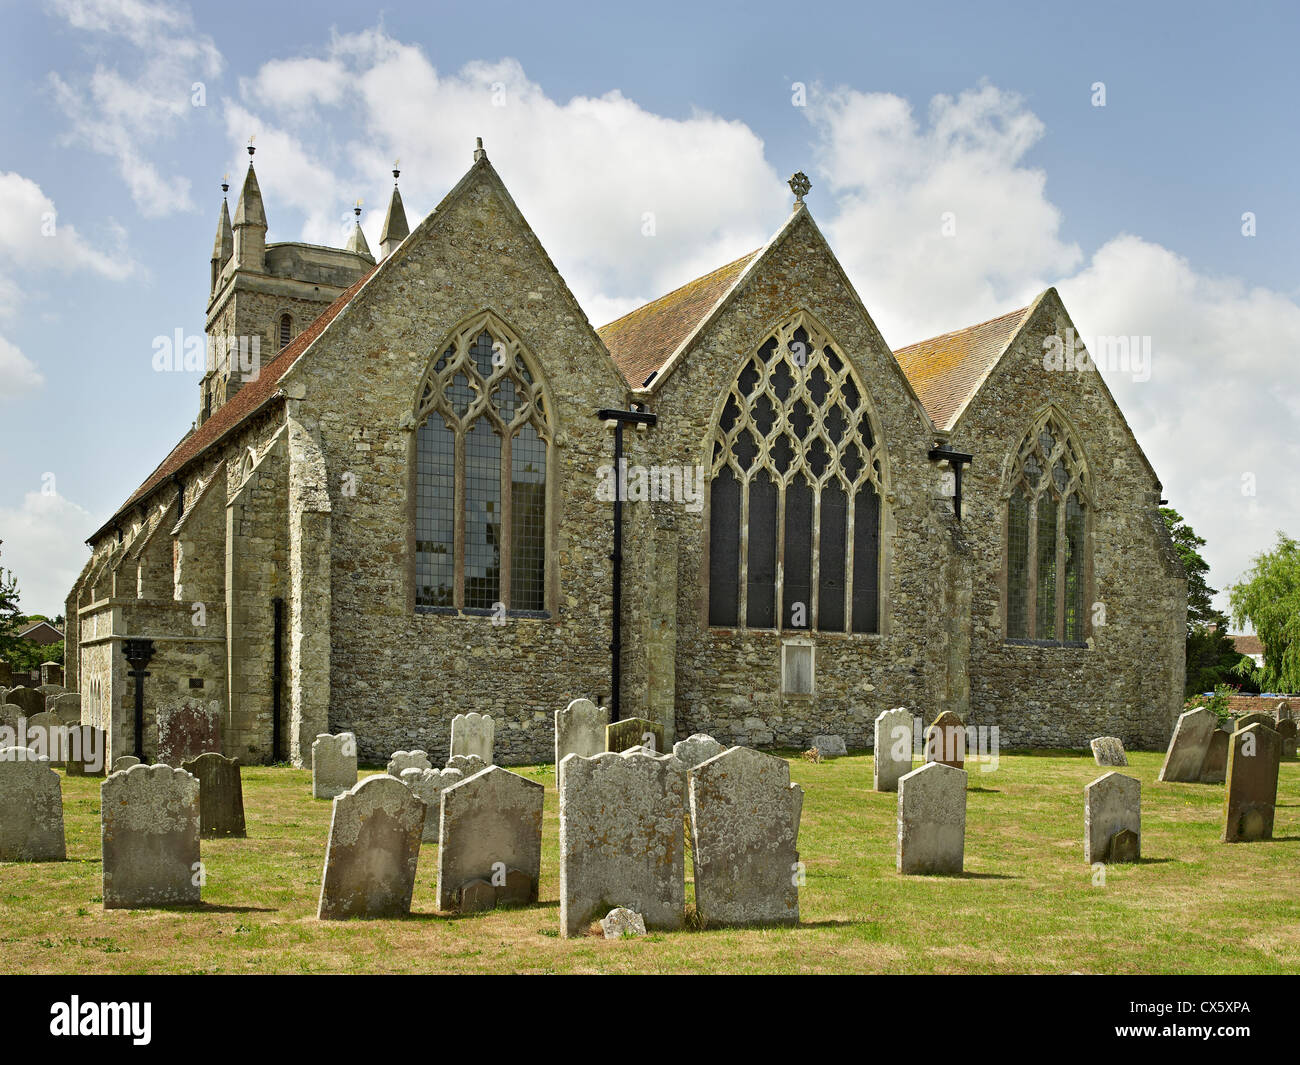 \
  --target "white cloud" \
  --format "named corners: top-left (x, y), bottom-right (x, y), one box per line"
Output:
top-left (47, 0), bottom-right (223, 216)
top-left (0, 170), bottom-right (125, 276)
top-left (0, 490), bottom-right (93, 616)
top-left (0, 337), bottom-right (44, 397)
